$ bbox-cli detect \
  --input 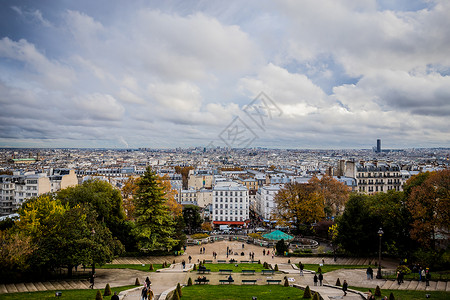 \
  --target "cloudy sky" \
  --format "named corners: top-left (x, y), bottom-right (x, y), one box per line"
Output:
top-left (0, 0), bottom-right (449, 149)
